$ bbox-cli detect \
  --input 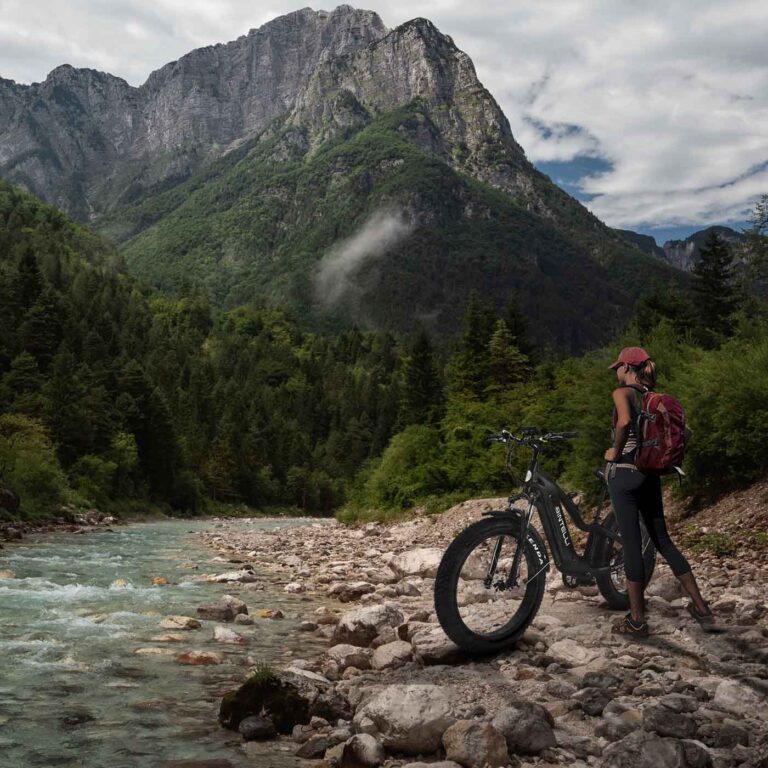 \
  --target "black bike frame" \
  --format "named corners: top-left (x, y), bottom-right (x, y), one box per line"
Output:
top-left (501, 442), bottom-right (621, 585)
